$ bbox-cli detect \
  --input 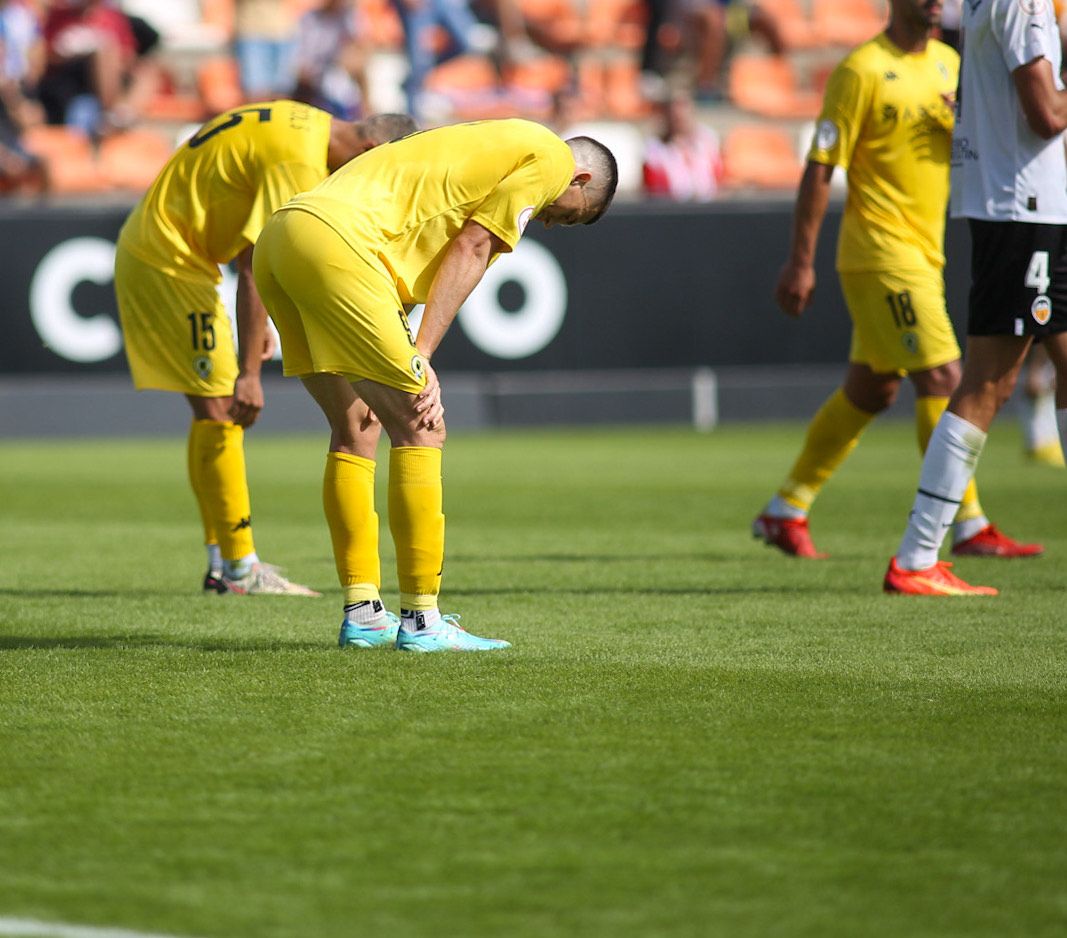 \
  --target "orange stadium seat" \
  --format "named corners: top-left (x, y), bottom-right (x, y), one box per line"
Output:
top-left (520, 0), bottom-right (585, 54)
top-left (722, 124), bottom-right (804, 190)
top-left (22, 126), bottom-right (109, 195)
top-left (813, 0), bottom-right (887, 46)
top-left (425, 55), bottom-right (497, 94)
top-left (584, 0), bottom-right (646, 49)
top-left (758, 0), bottom-right (825, 49)
top-left (728, 54), bottom-right (822, 119)
top-left (198, 57), bottom-right (244, 116)
top-left (360, 0), bottom-right (403, 49)
top-left (200, 0), bottom-right (236, 39)
top-left (506, 55), bottom-right (572, 95)
top-left (99, 130), bottom-right (174, 192)
top-left (604, 59), bottom-right (649, 119)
